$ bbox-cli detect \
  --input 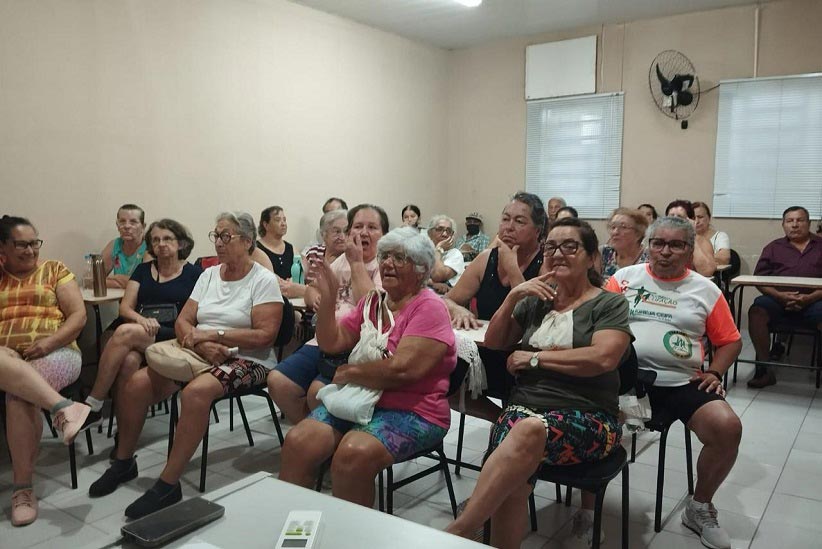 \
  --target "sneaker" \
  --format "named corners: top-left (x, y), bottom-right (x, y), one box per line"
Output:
top-left (11, 489), bottom-right (38, 527)
top-left (89, 458), bottom-right (138, 497)
top-left (124, 482), bottom-right (182, 519)
top-left (681, 497), bottom-right (731, 549)
top-left (746, 370), bottom-right (776, 389)
top-left (52, 402), bottom-right (91, 445)
top-left (567, 509), bottom-right (604, 548)
top-left (79, 409), bottom-right (103, 432)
